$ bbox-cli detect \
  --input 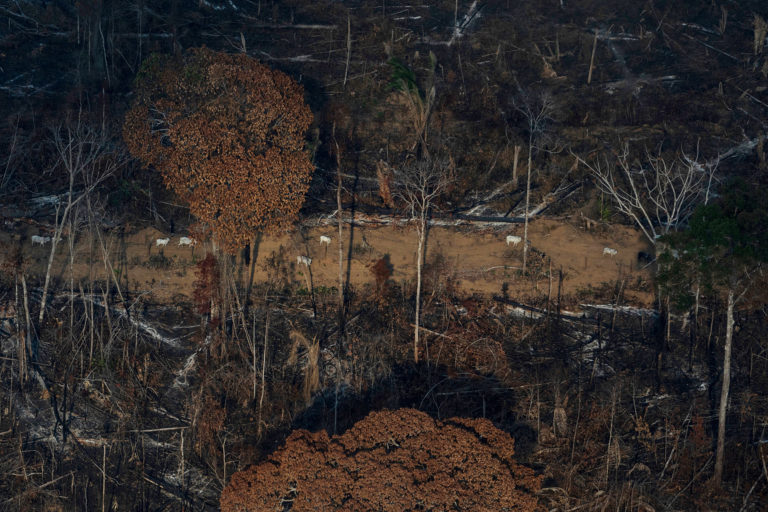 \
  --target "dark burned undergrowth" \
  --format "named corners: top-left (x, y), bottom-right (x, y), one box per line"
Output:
top-left (1, 264), bottom-right (767, 510)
